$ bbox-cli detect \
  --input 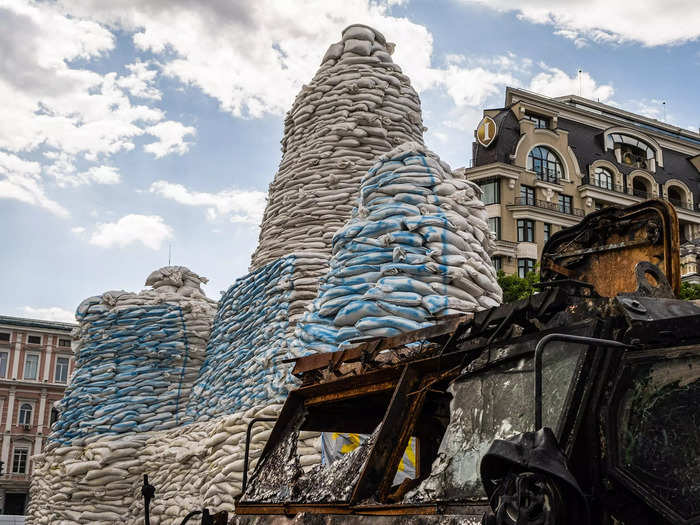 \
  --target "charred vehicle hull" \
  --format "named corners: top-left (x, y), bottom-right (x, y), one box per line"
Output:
top-left (230, 201), bottom-right (699, 524)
